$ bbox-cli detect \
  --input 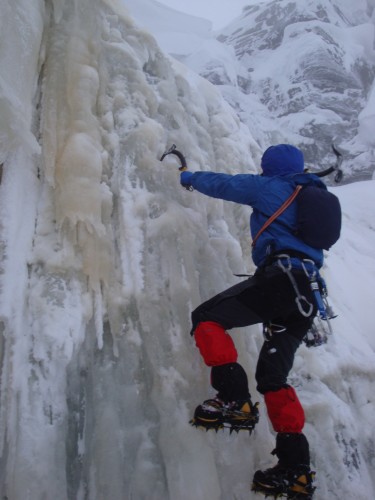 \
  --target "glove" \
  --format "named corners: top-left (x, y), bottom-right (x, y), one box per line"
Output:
top-left (180, 170), bottom-right (194, 189)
